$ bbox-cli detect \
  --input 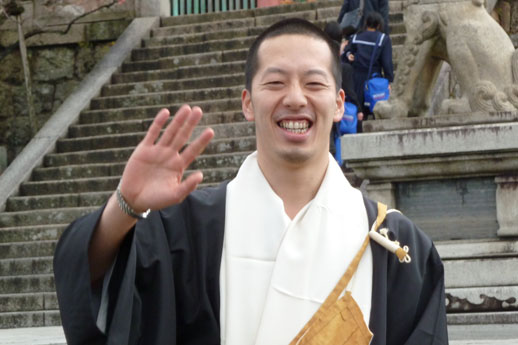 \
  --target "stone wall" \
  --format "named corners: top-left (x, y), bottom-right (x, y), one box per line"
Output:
top-left (0, 39), bottom-right (127, 164)
top-left (0, 1), bottom-right (132, 171)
